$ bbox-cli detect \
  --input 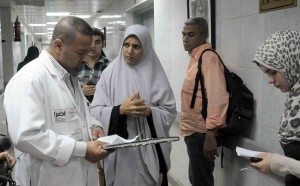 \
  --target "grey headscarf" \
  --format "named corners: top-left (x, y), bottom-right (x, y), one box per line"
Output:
top-left (91, 25), bottom-right (176, 185)
top-left (253, 30), bottom-right (300, 144)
